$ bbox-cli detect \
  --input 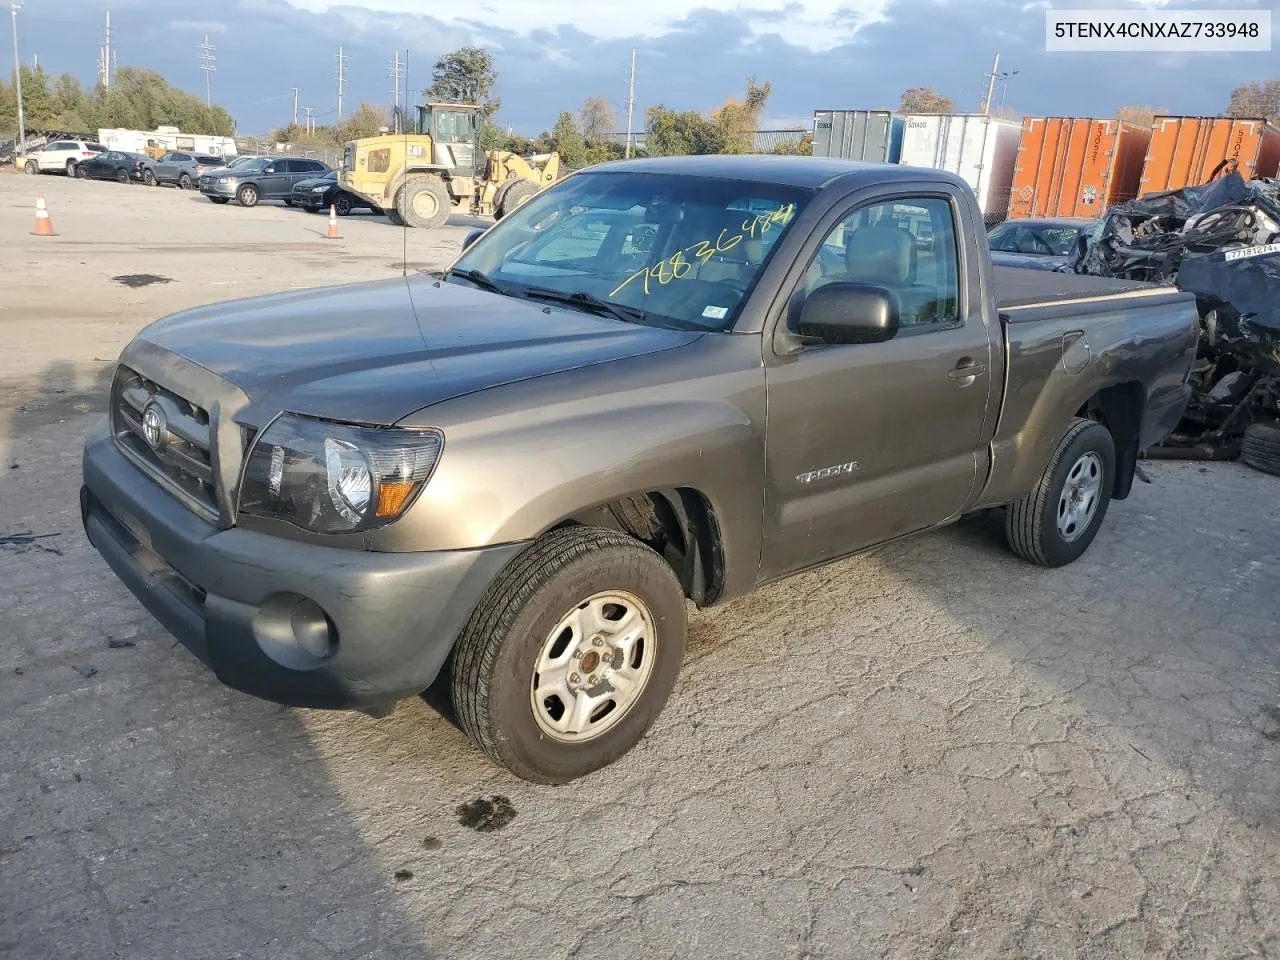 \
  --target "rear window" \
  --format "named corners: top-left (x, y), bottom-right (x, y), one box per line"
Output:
top-left (195, 155), bottom-right (221, 164)
top-left (86, 143), bottom-right (105, 152)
